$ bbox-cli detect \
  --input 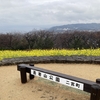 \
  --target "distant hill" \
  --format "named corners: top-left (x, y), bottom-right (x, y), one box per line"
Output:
top-left (49, 23), bottom-right (100, 32)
